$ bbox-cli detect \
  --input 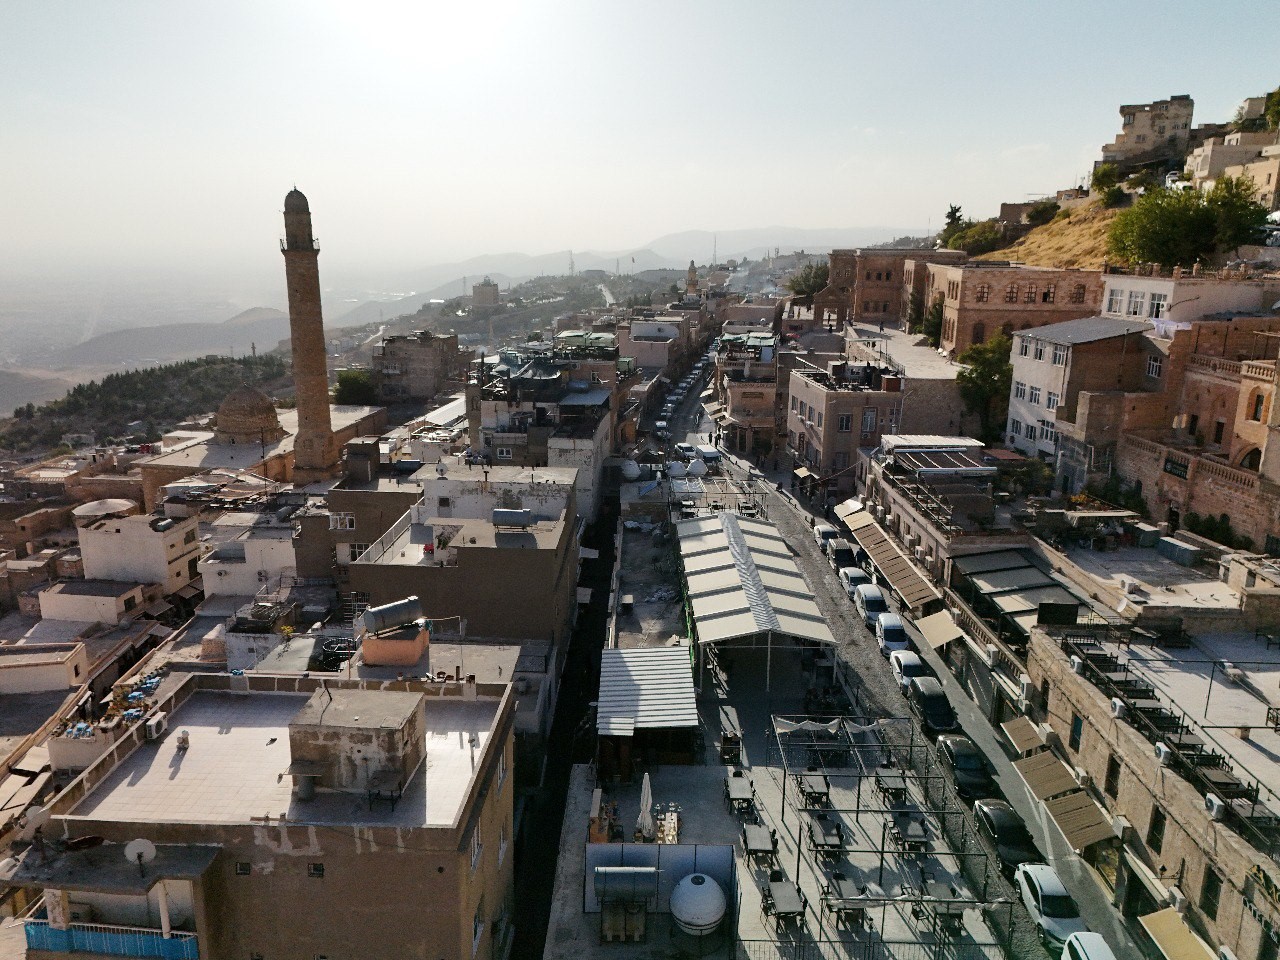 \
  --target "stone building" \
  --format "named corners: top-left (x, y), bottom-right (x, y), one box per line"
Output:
top-left (1098, 94), bottom-right (1195, 176)
top-left (915, 261), bottom-right (1105, 356)
top-left (1224, 143), bottom-right (1280, 211)
top-left (472, 275), bottom-right (501, 307)
top-left (814, 248), bottom-right (966, 328)
top-left (709, 332), bottom-right (778, 456)
top-left (1187, 129), bottom-right (1280, 191)
top-left (371, 331), bottom-right (464, 403)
